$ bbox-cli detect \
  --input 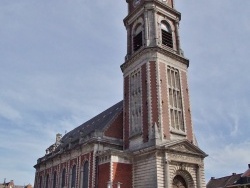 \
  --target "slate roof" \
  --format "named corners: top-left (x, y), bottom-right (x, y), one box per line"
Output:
top-left (36, 100), bottom-right (123, 165)
top-left (60, 100), bottom-right (123, 145)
